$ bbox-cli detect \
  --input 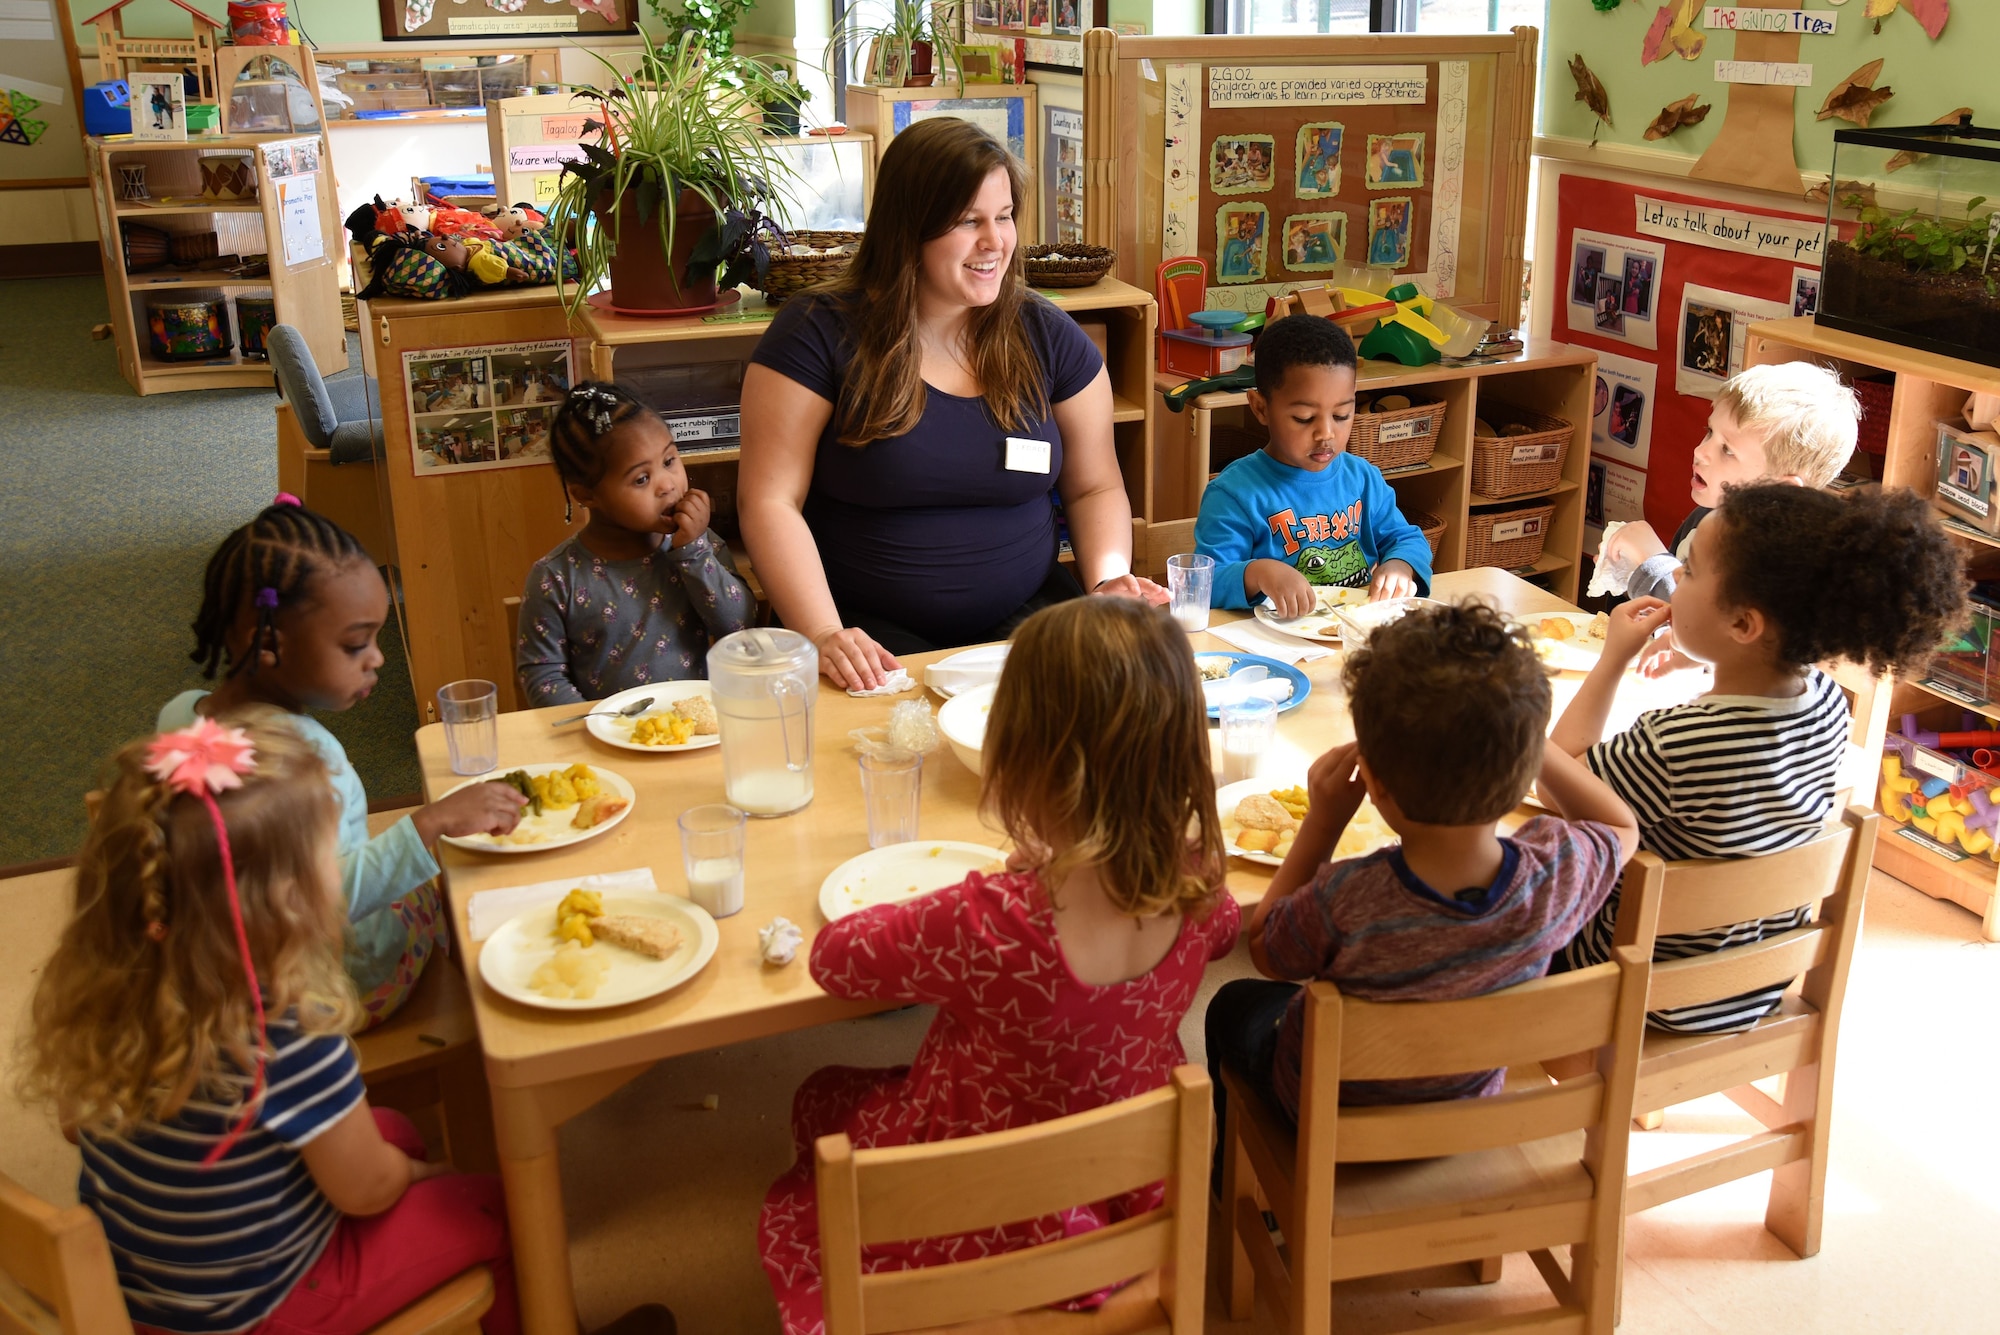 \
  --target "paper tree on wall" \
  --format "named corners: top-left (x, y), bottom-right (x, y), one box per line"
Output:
top-left (83, 0), bottom-right (220, 104)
